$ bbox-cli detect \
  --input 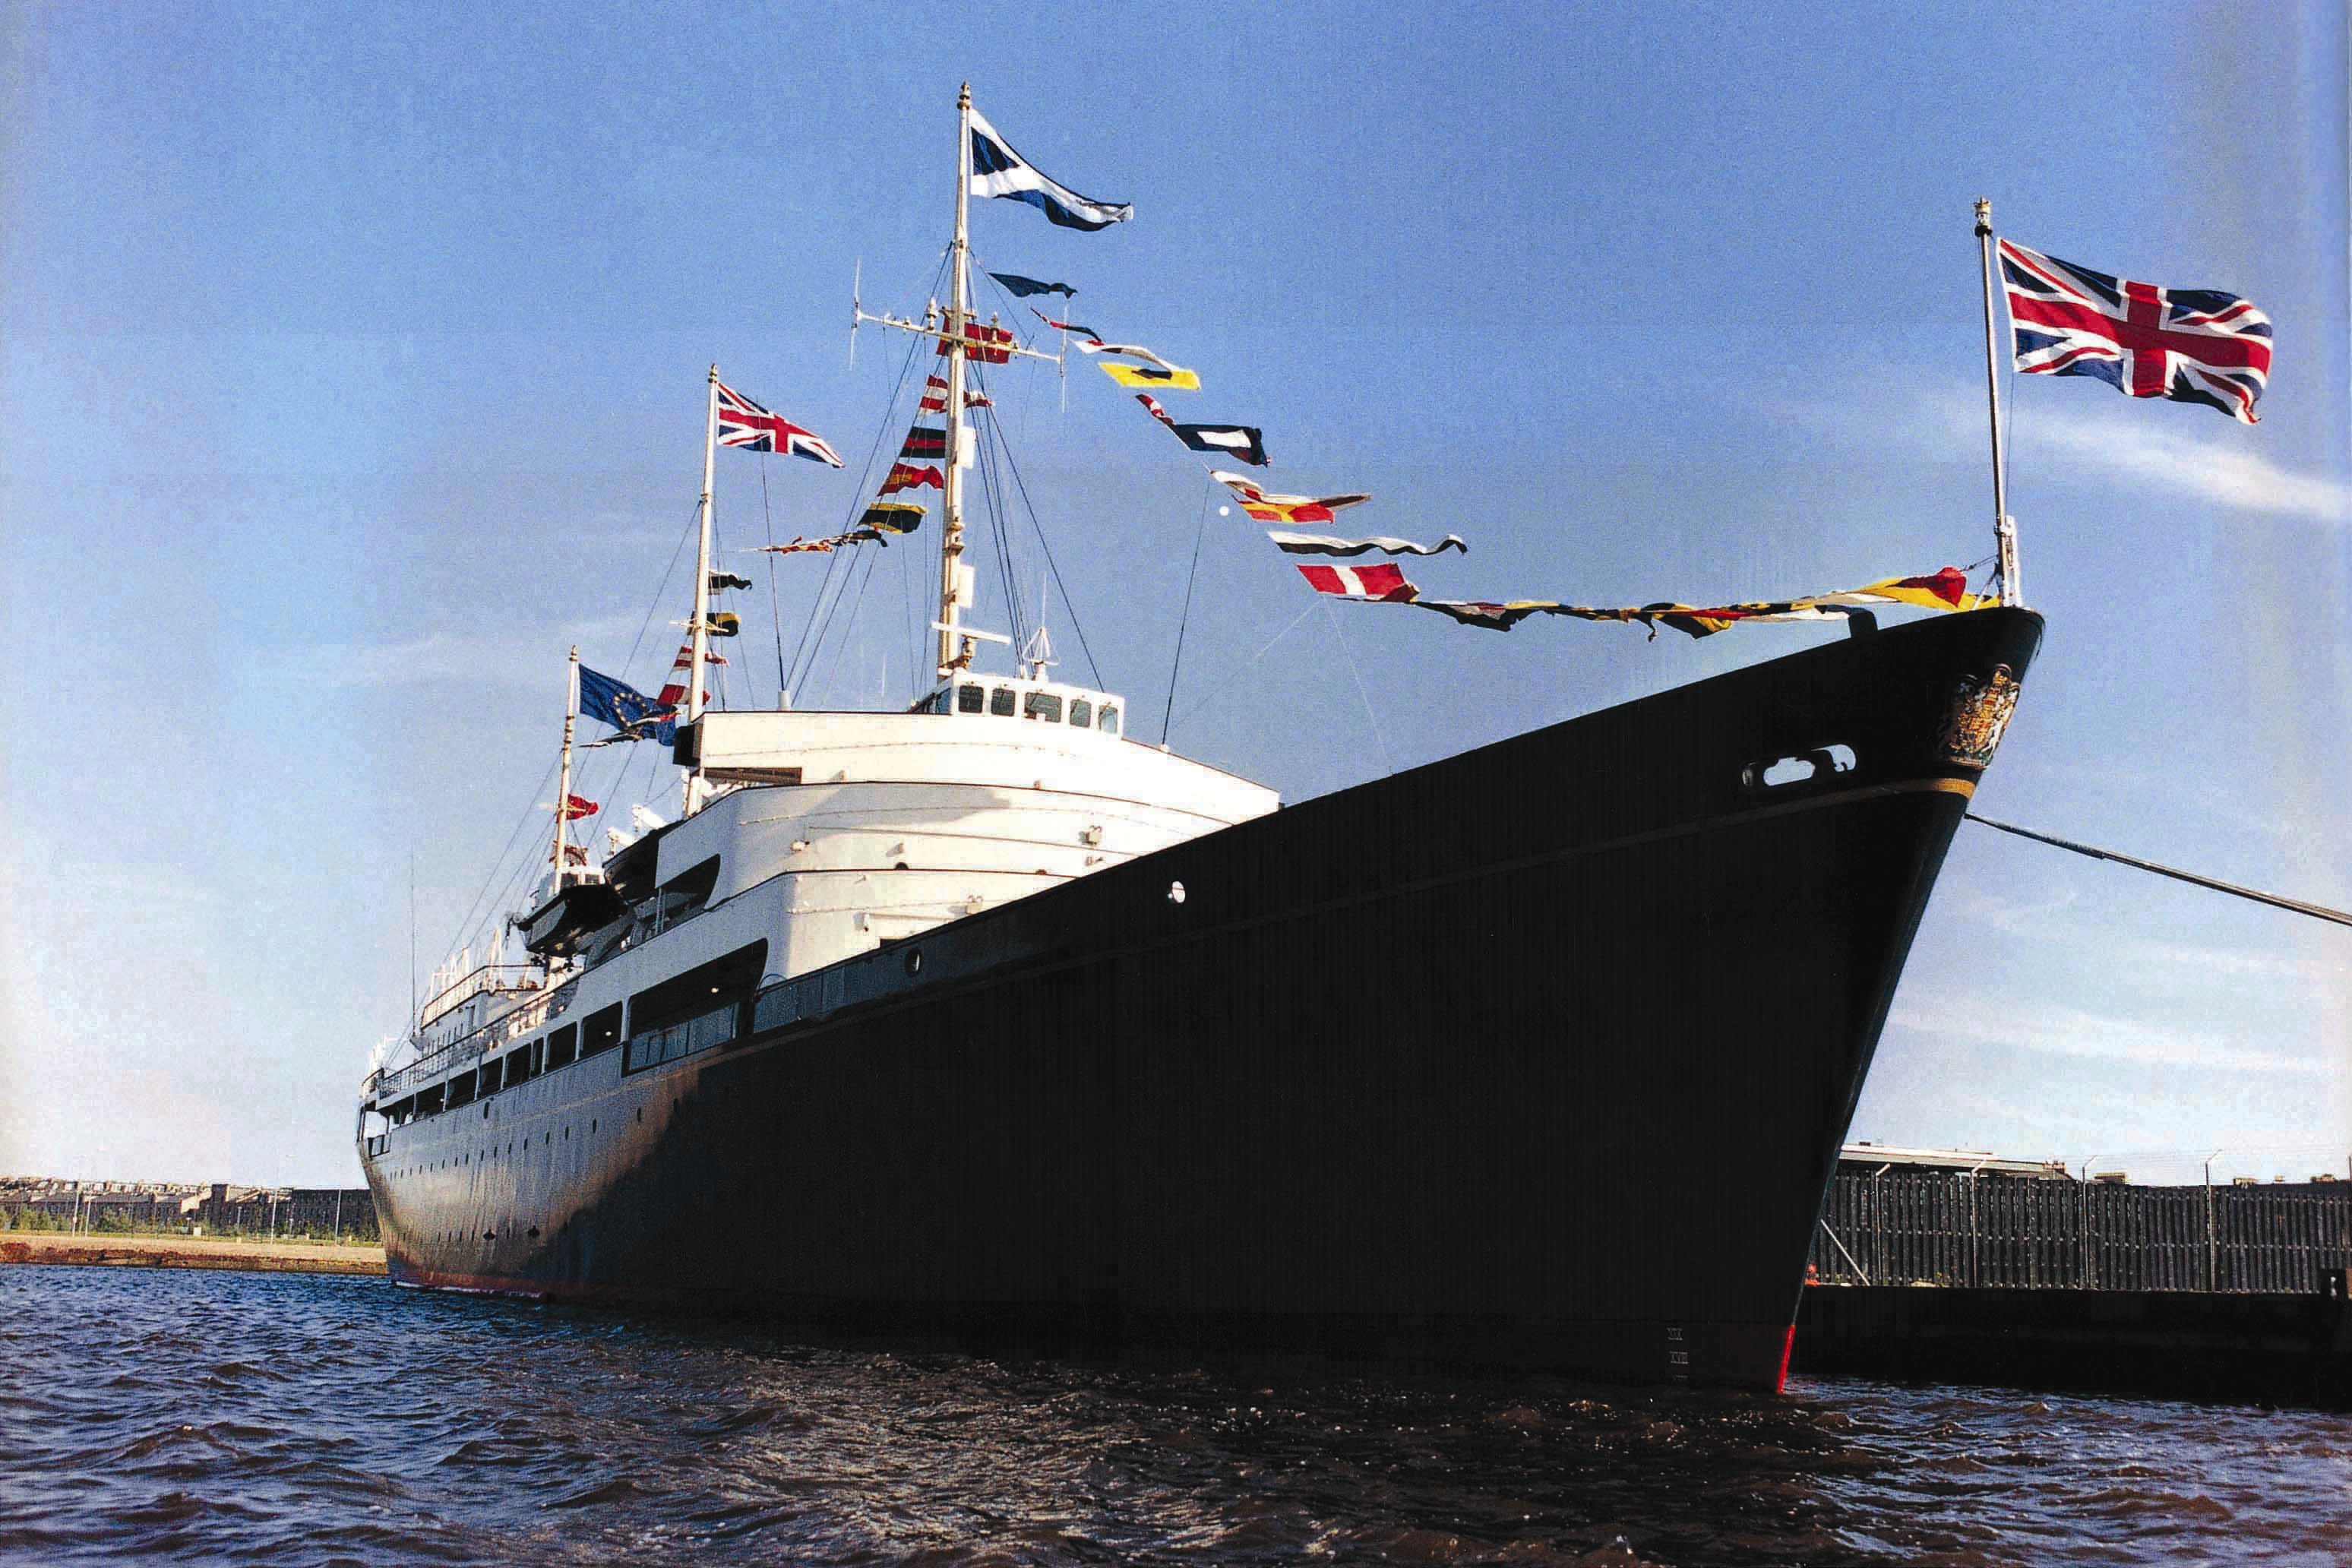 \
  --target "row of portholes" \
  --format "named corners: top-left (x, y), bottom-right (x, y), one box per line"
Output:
top-left (383, 1118), bottom-right (599, 1180)
top-left (383, 1105), bottom-right (649, 1182)
top-left (431, 1225), bottom-right (539, 1245)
